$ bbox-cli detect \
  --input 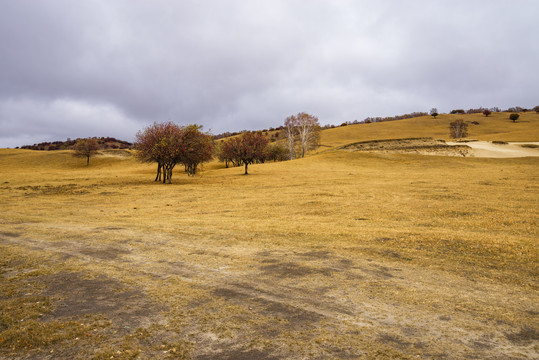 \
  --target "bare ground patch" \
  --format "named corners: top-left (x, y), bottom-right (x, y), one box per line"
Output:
top-left (0, 243), bottom-right (181, 359)
top-left (1, 229), bottom-right (538, 359)
top-left (41, 272), bottom-right (164, 330)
